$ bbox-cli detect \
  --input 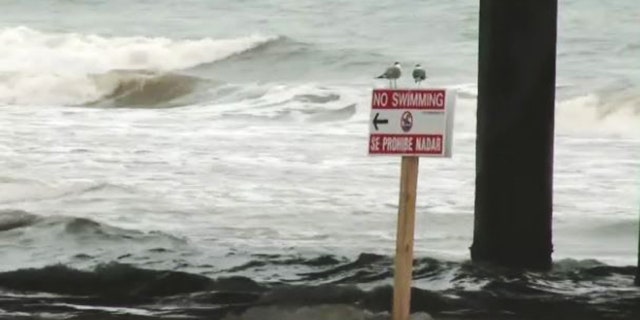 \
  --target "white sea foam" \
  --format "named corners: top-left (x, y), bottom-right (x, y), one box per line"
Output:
top-left (0, 26), bottom-right (275, 105)
top-left (556, 92), bottom-right (640, 137)
top-left (445, 87), bottom-right (640, 137)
